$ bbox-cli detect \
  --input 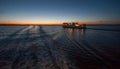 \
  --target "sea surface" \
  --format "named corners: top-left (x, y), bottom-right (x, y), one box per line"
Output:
top-left (0, 24), bottom-right (120, 69)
